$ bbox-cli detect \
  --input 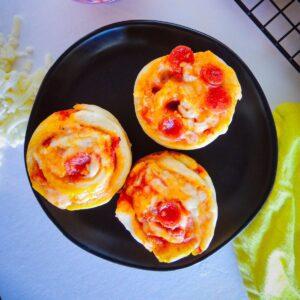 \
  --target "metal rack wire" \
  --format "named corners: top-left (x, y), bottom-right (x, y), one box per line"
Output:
top-left (235, 0), bottom-right (300, 72)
